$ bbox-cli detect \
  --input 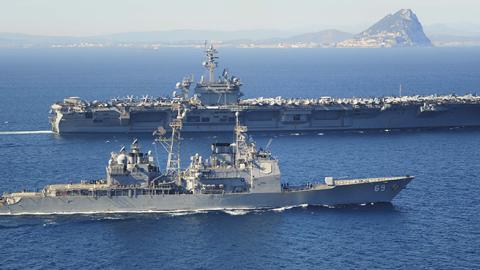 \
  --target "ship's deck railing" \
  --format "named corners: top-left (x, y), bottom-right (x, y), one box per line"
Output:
top-left (47, 186), bottom-right (189, 198)
top-left (281, 176), bottom-right (412, 192)
top-left (332, 176), bottom-right (412, 186)
top-left (282, 182), bottom-right (320, 192)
